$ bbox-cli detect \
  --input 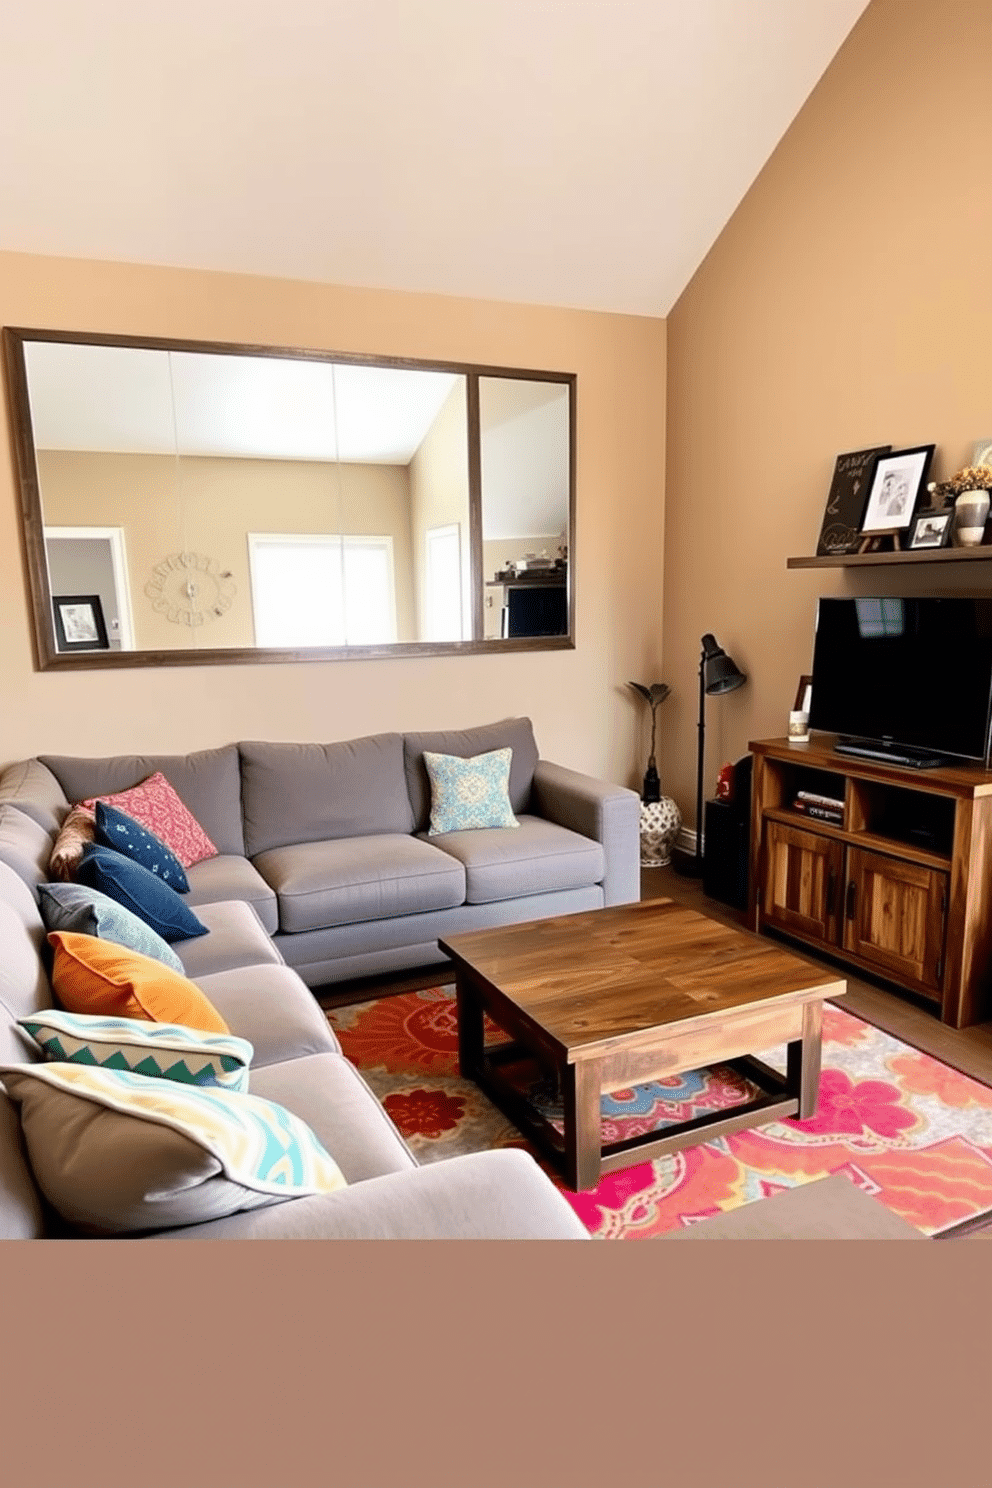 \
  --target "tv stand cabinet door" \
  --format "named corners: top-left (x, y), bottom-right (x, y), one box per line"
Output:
top-left (760, 821), bottom-right (843, 945)
top-left (841, 846), bottom-right (948, 994)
